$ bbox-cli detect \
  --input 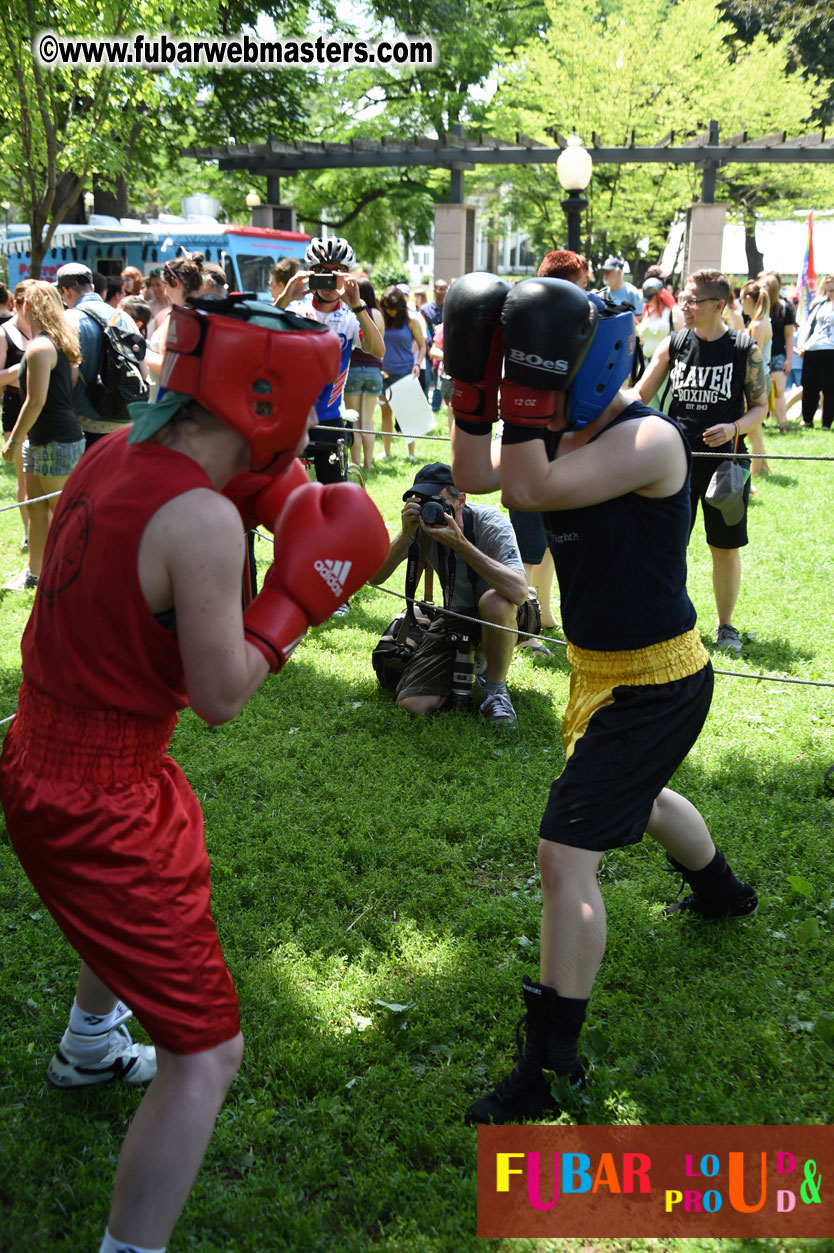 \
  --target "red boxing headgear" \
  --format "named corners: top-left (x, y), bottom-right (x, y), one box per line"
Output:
top-left (159, 298), bottom-right (340, 474)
